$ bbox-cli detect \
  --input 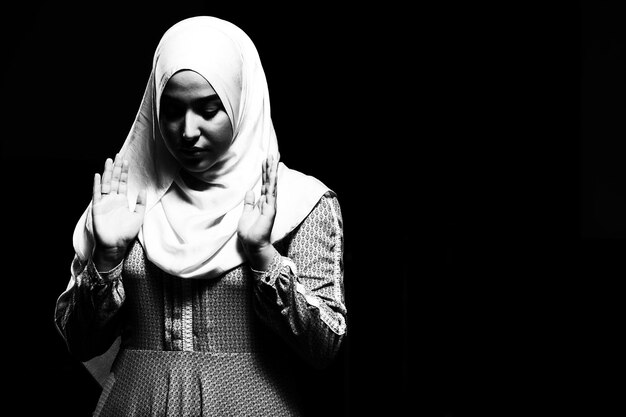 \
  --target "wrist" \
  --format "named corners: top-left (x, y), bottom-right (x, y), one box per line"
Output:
top-left (246, 244), bottom-right (278, 271)
top-left (93, 246), bottom-right (126, 272)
